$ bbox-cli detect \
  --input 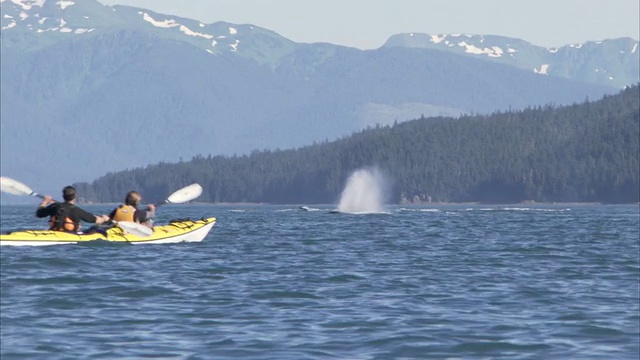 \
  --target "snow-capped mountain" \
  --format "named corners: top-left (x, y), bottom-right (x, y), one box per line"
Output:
top-left (0, 0), bottom-right (630, 197)
top-left (384, 33), bottom-right (639, 88)
top-left (3, 0), bottom-right (638, 86)
top-left (1, 0), bottom-right (298, 66)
